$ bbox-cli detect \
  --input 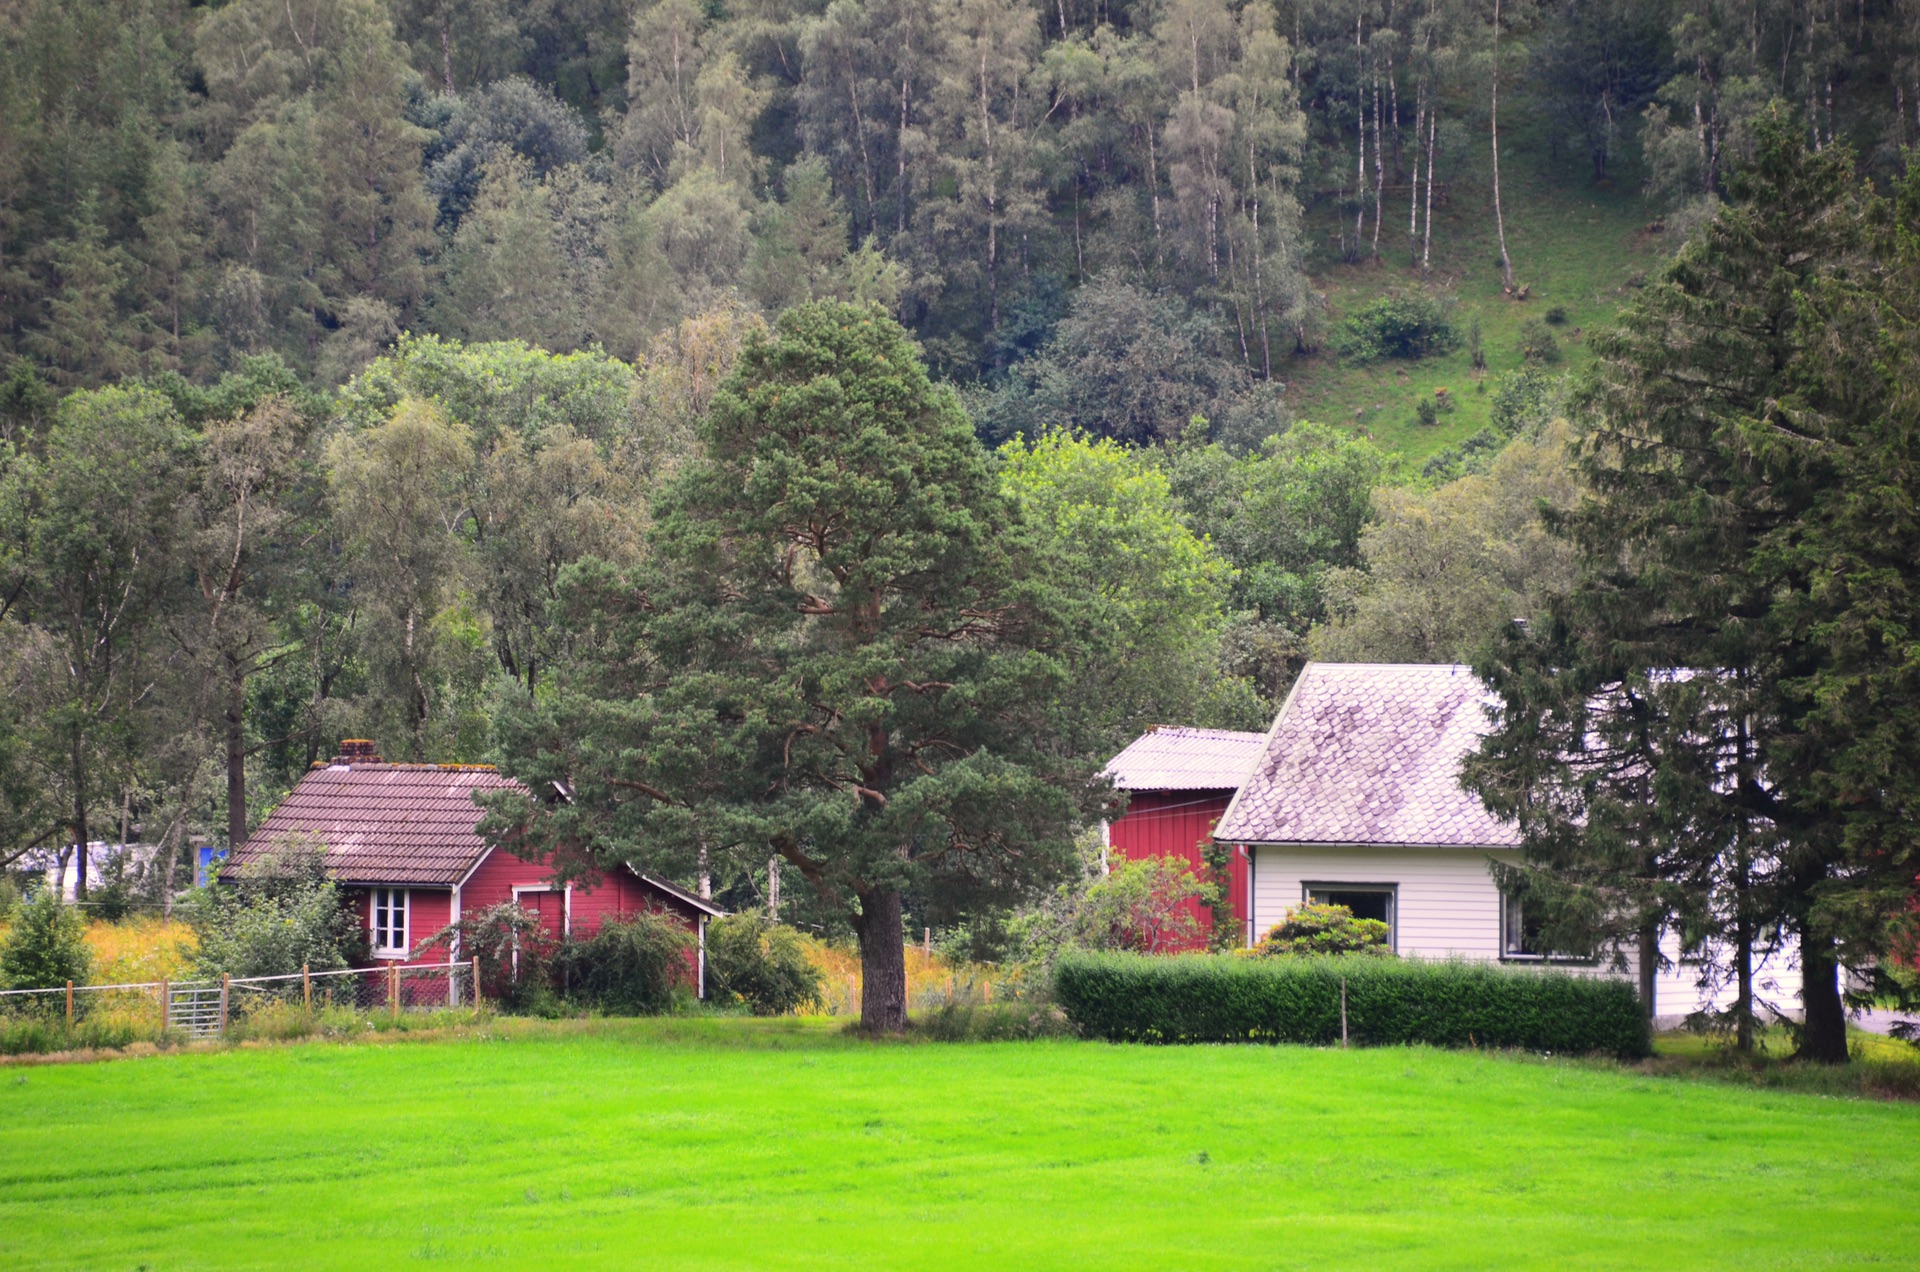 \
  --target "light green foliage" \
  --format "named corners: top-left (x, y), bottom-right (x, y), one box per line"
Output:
top-left (3, 1025), bottom-right (1920, 1265)
top-left (706, 916), bottom-right (823, 1015)
top-left (998, 432), bottom-right (1261, 742)
top-left (183, 839), bottom-right (357, 980)
top-left (0, 892), bottom-right (93, 990)
top-left (1312, 424), bottom-right (1578, 664)
top-left (1164, 423), bottom-right (1385, 698)
top-left (1244, 903), bottom-right (1393, 957)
